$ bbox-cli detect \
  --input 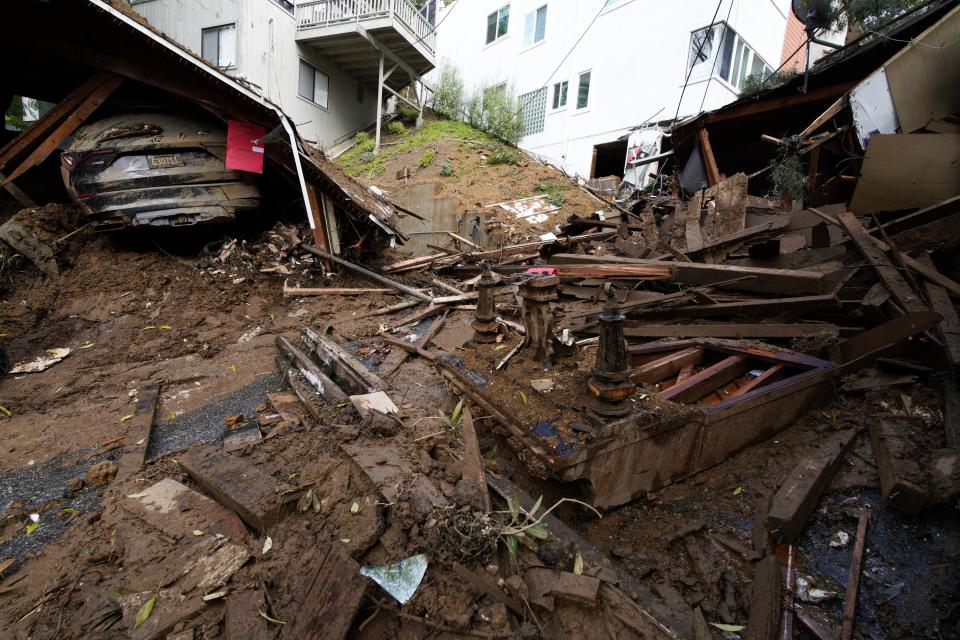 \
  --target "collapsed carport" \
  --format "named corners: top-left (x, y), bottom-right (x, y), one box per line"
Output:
top-left (0, 0), bottom-right (406, 261)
